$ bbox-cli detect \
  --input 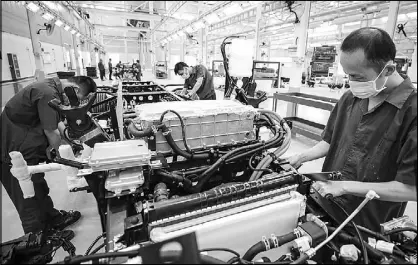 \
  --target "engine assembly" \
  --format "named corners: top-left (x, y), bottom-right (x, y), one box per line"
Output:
top-left (6, 93), bottom-right (417, 265)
